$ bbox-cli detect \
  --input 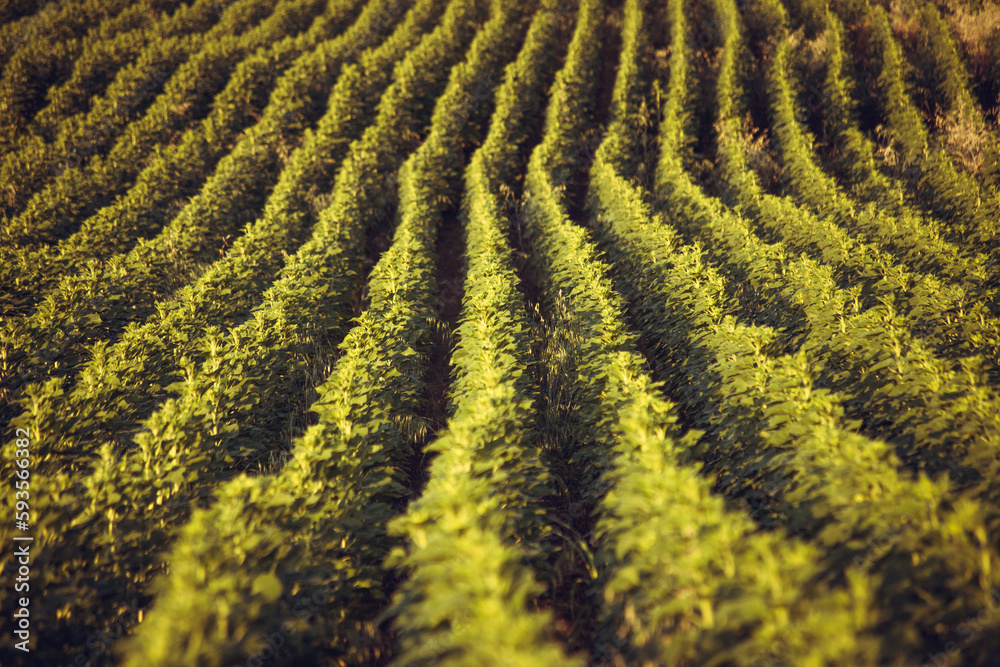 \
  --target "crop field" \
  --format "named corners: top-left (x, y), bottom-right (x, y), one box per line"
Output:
top-left (0, 0), bottom-right (999, 664)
